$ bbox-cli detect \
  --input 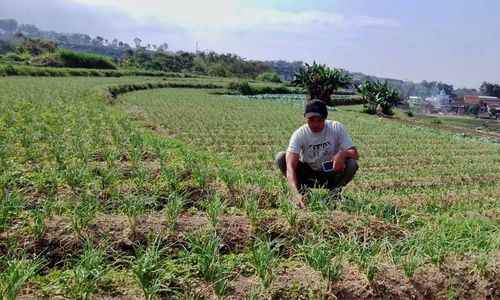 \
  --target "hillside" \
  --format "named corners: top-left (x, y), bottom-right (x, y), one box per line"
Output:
top-left (0, 18), bottom-right (480, 98)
